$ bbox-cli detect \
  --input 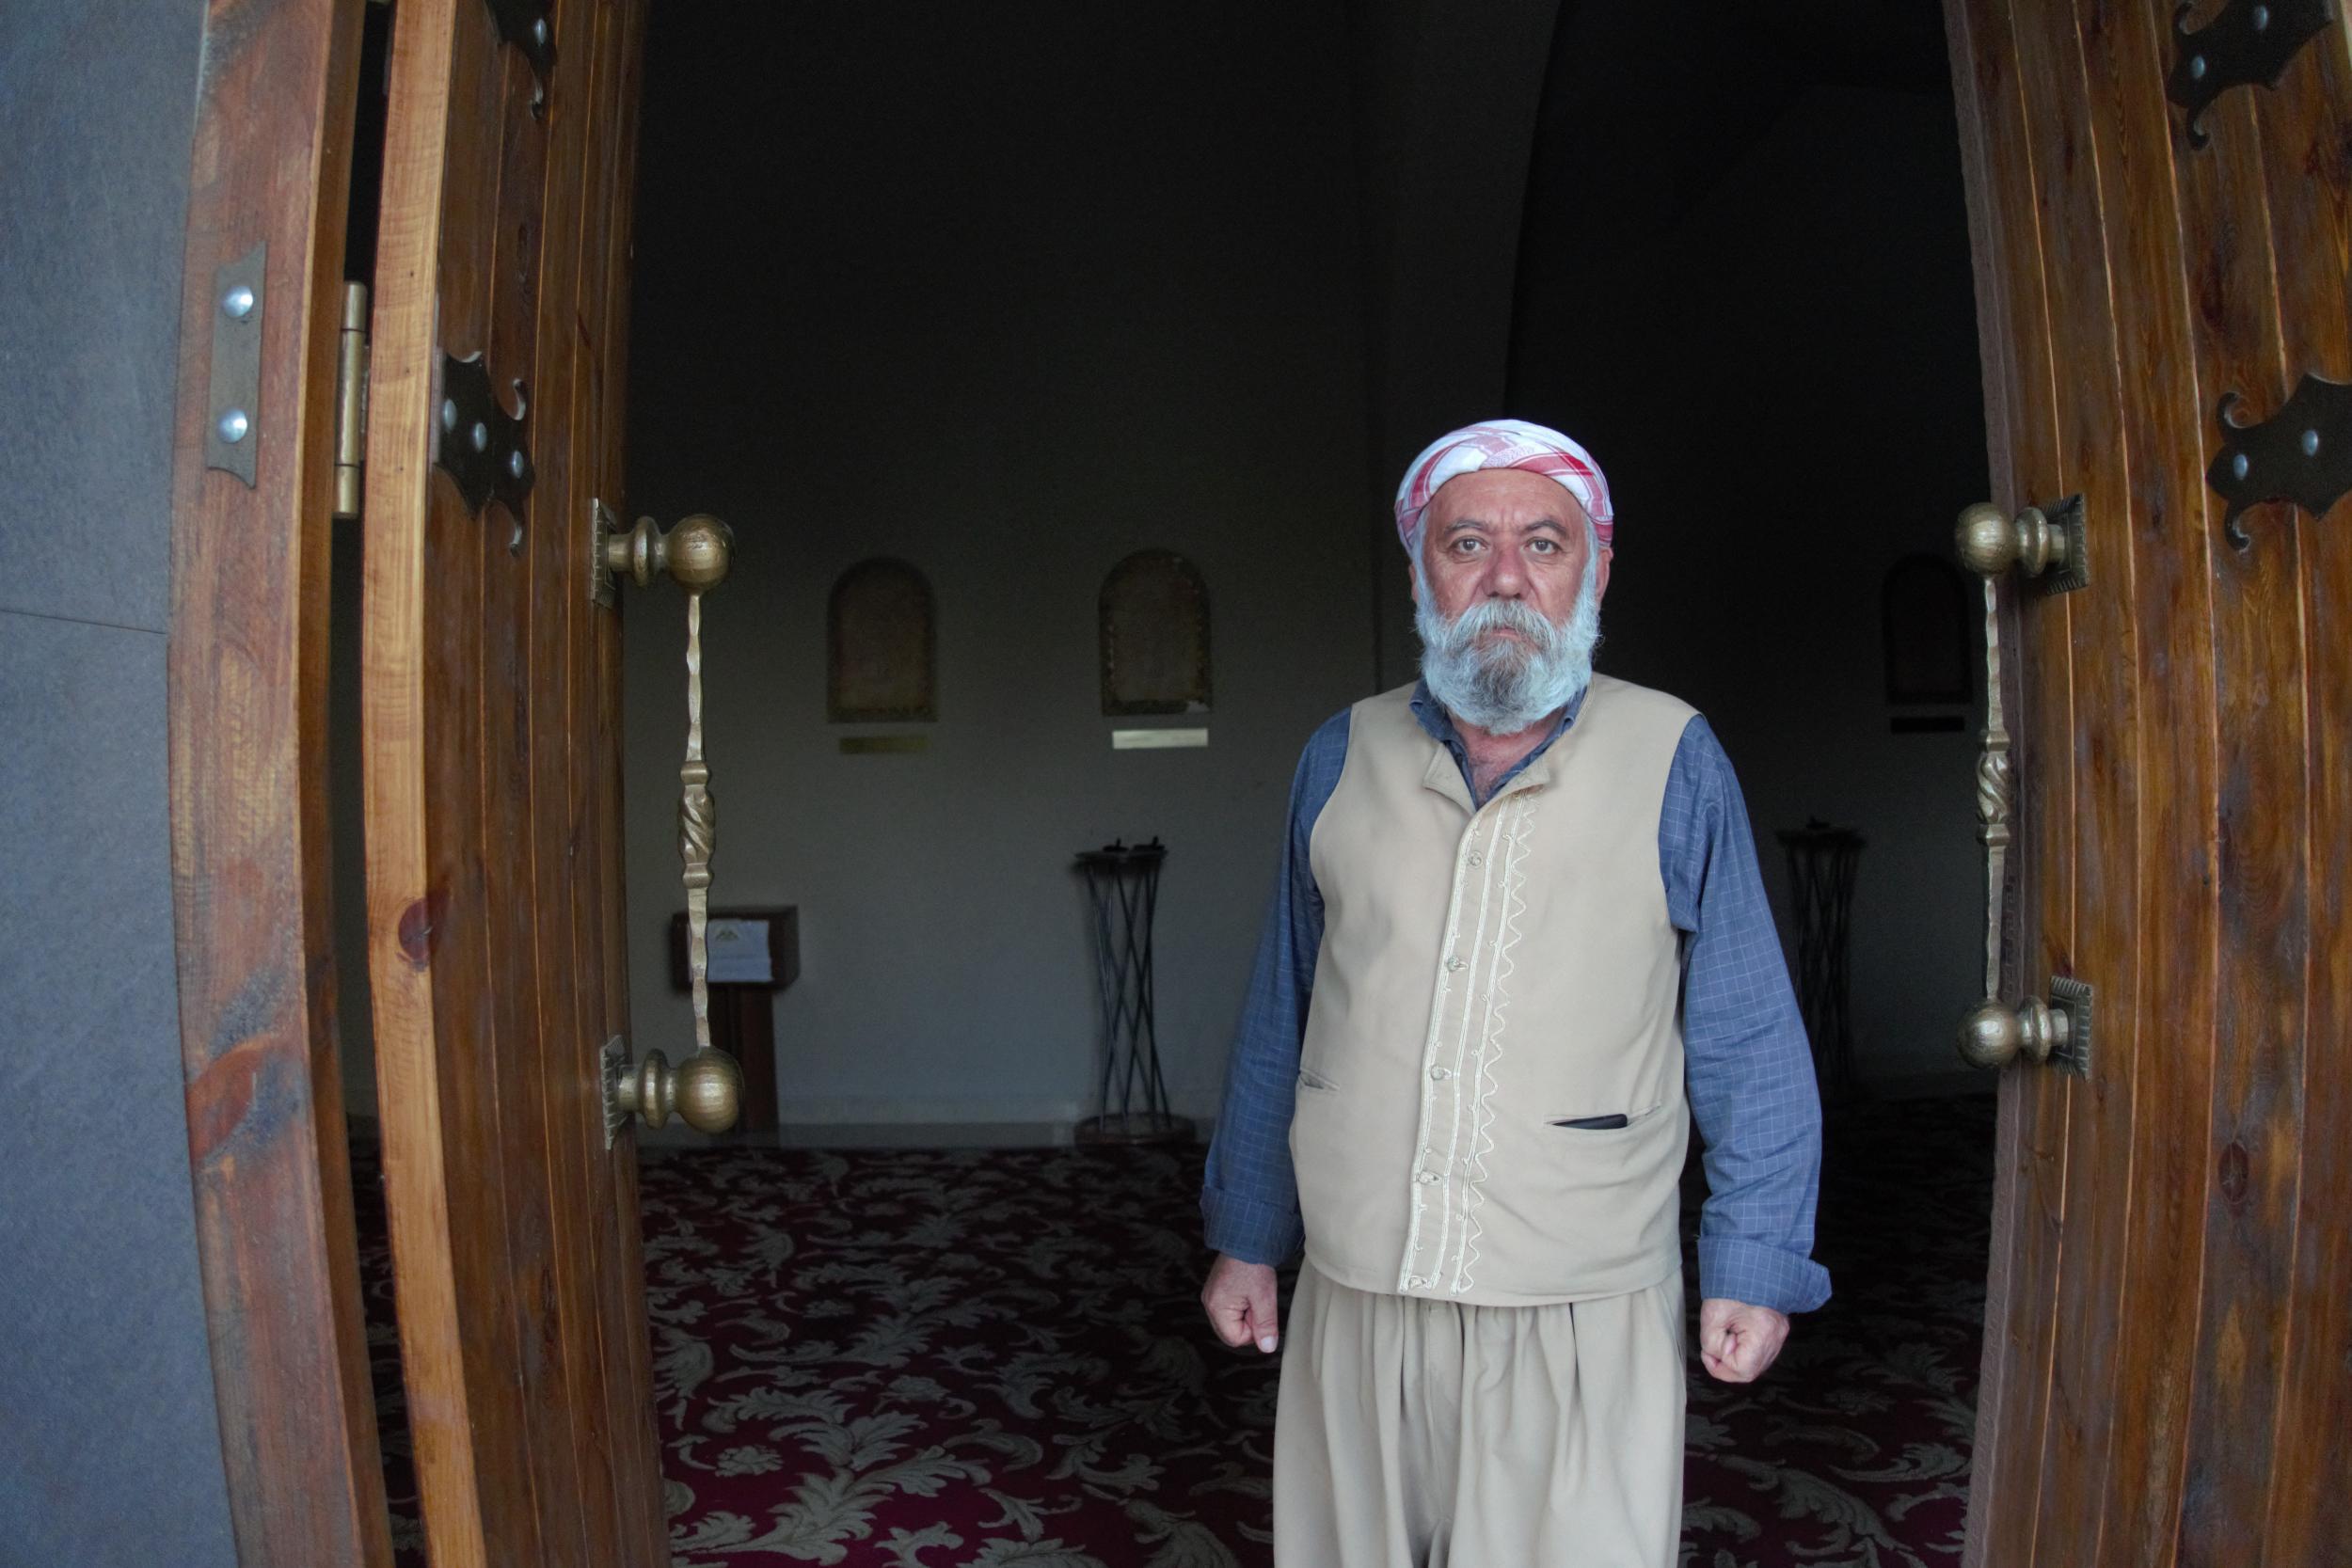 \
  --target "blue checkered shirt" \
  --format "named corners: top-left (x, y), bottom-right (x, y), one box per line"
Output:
top-left (1200, 682), bottom-right (1832, 1314)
